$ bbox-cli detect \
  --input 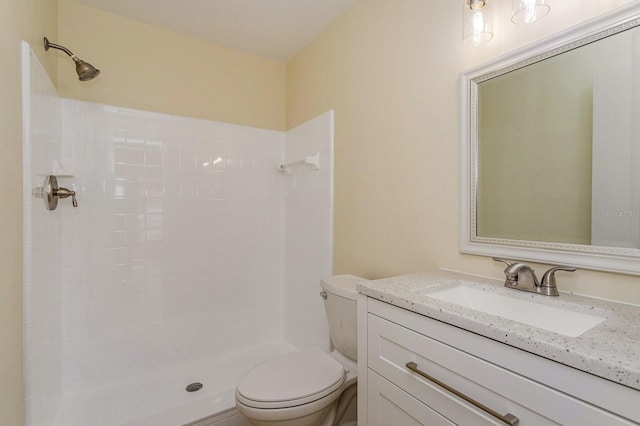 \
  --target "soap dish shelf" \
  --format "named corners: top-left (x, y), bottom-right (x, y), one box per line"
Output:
top-left (278, 152), bottom-right (320, 173)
